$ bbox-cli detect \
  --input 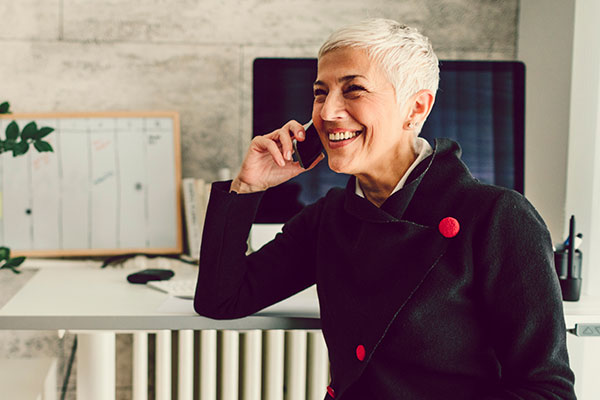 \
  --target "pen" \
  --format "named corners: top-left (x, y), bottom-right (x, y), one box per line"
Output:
top-left (564, 233), bottom-right (583, 250)
top-left (567, 215), bottom-right (575, 278)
